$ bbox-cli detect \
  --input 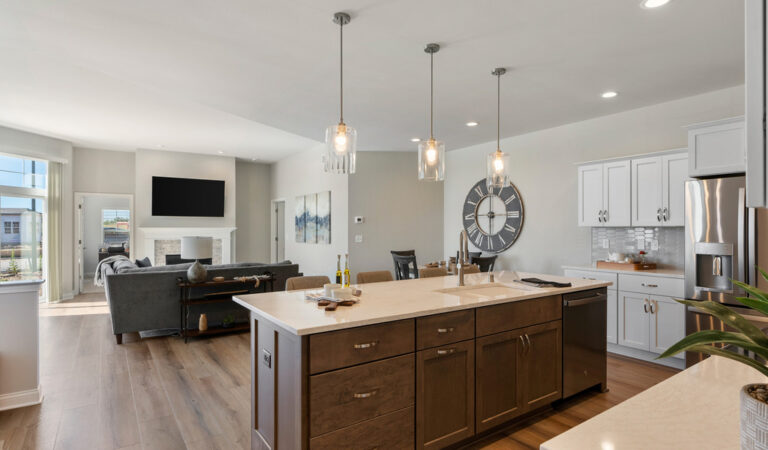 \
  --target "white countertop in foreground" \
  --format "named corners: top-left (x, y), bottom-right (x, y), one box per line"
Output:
top-left (541, 355), bottom-right (767, 450)
top-left (233, 271), bottom-right (610, 335)
top-left (562, 265), bottom-right (684, 279)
